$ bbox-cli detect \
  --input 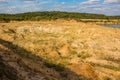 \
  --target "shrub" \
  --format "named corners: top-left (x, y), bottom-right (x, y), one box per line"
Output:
top-left (44, 61), bottom-right (64, 72)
